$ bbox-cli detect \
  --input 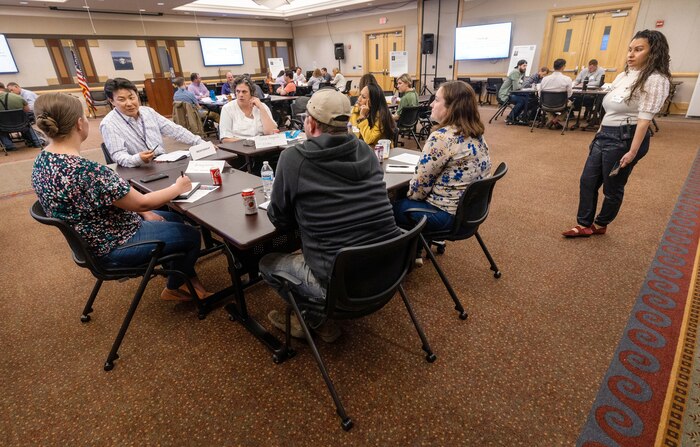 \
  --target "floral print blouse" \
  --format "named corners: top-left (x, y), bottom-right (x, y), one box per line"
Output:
top-left (408, 126), bottom-right (491, 214)
top-left (32, 151), bottom-right (142, 257)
